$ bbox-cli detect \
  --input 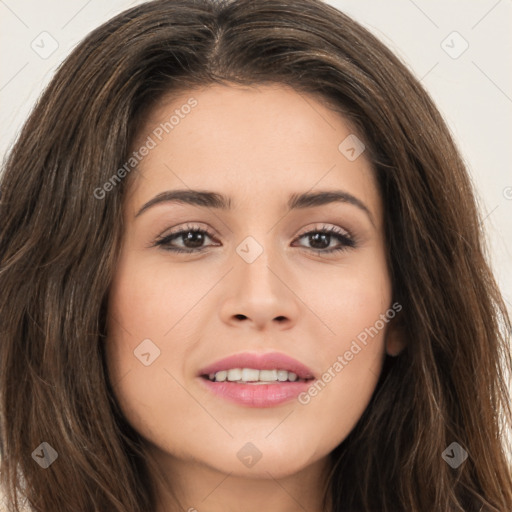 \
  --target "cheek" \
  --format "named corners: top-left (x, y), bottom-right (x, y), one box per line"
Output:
top-left (294, 249), bottom-right (391, 435)
top-left (300, 241), bottom-right (391, 346)
top-left (108, 254), bottom-right (210, 339)
top-left (104, 254), bottom-right (204, 432)
top-left (105, 250), bottom-right (217, 384)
